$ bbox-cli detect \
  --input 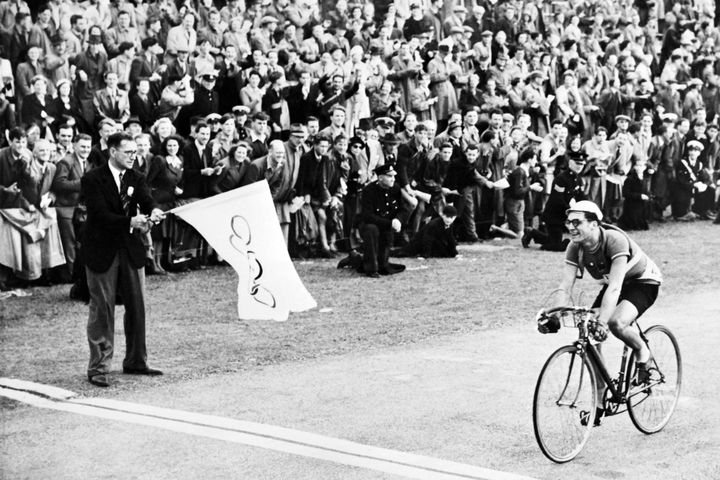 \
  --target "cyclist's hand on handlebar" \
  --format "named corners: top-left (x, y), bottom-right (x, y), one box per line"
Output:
top-left (590, 320), bottom-right (609, 342)
top-left (537, 311), bottom-right (560, 334)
